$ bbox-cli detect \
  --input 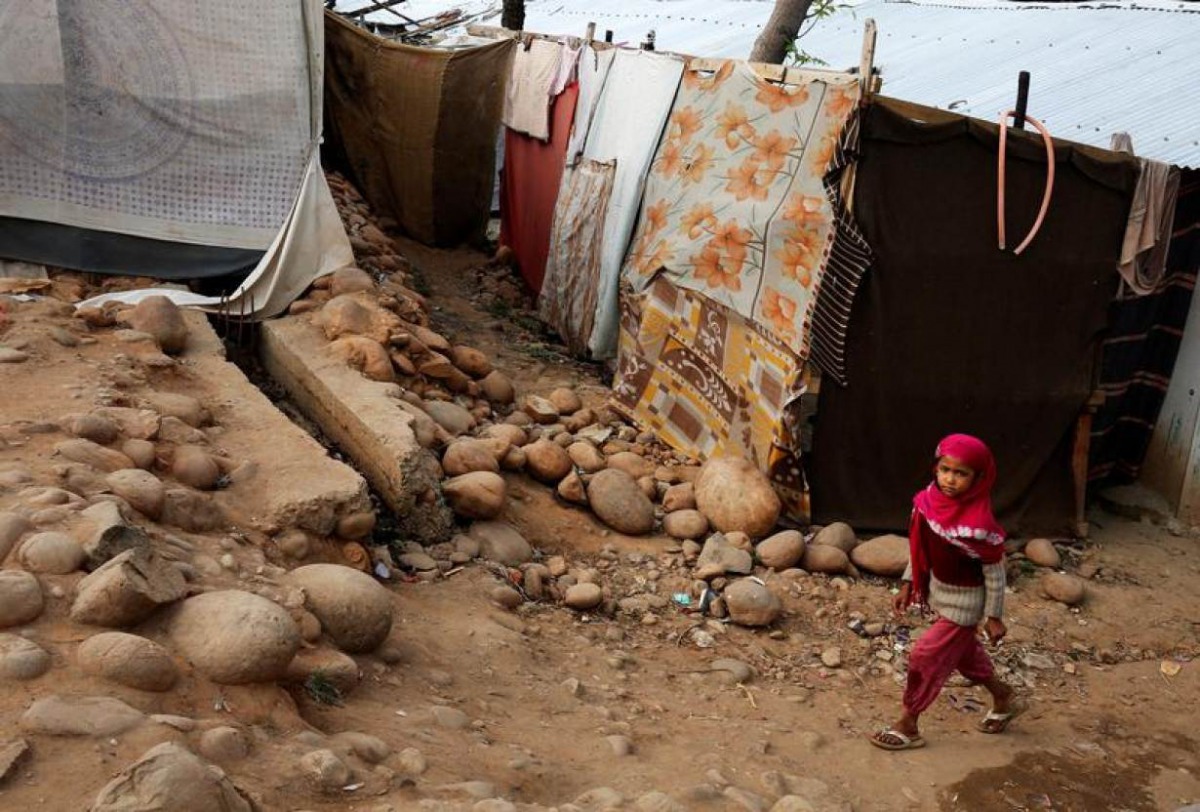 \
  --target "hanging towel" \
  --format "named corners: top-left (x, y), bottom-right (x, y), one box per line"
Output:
top-left (549, 40), bottom-right (582, 97)
top-left (1111, 132), bottom-right (1181, 295)
top-left (502, 39), bottom-right (562, 140)
top-left (622, 60), bottom-right (861, 359)
top-left (565, 47), bottom-right (615, 166)
top-left (582, 49), bottom-right (686, 359)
